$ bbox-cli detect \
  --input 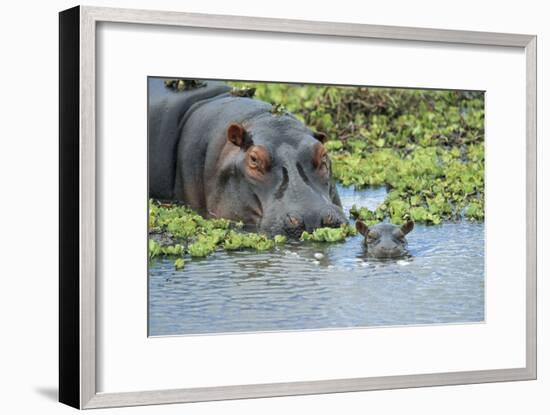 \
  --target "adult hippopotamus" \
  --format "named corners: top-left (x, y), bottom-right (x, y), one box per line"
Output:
top-left (149, 79), bottom-right (347, 237)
